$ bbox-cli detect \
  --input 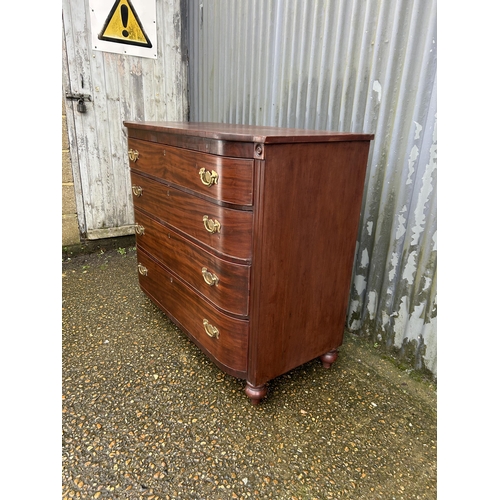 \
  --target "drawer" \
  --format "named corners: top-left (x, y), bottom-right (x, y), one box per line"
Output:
top-left (128, 138), bottom-right (254, 206)
top-left (130, 172), bottom-right (253, 261)
top-left (136, 248), bottom-right (248, 375)
top-left (134, 210), bottom-right (250, 317)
